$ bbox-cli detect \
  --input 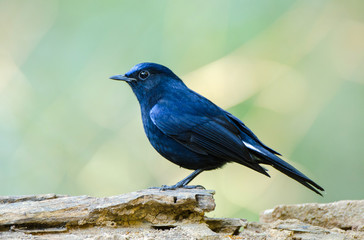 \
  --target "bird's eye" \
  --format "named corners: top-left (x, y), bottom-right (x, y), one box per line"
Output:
top-left (138, 70), bottom-right (150, 80)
